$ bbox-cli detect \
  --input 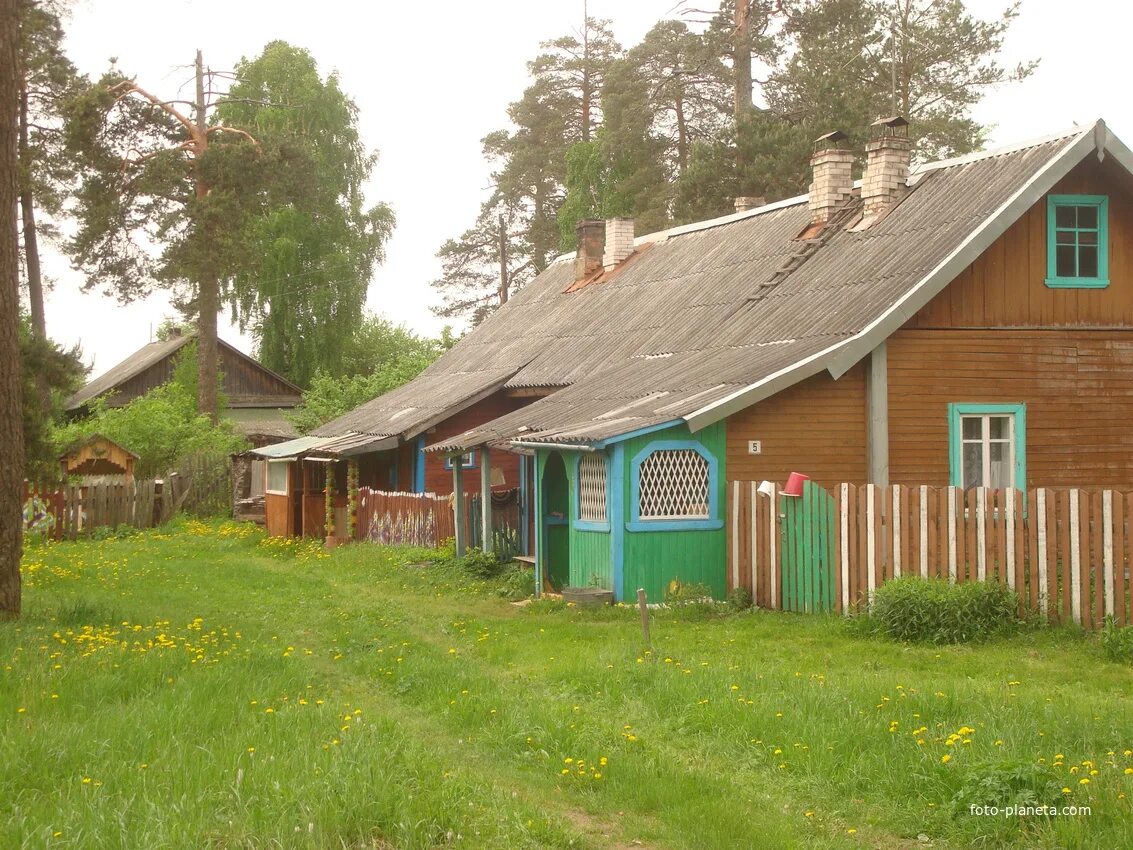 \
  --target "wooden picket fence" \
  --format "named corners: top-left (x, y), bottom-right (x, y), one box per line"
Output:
top-left (358, 488), bottom-right (456, 548)
top-left (728, 482), bottom-right (1133, 629)
top-left (24, 478), bottom-right (177, 540)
